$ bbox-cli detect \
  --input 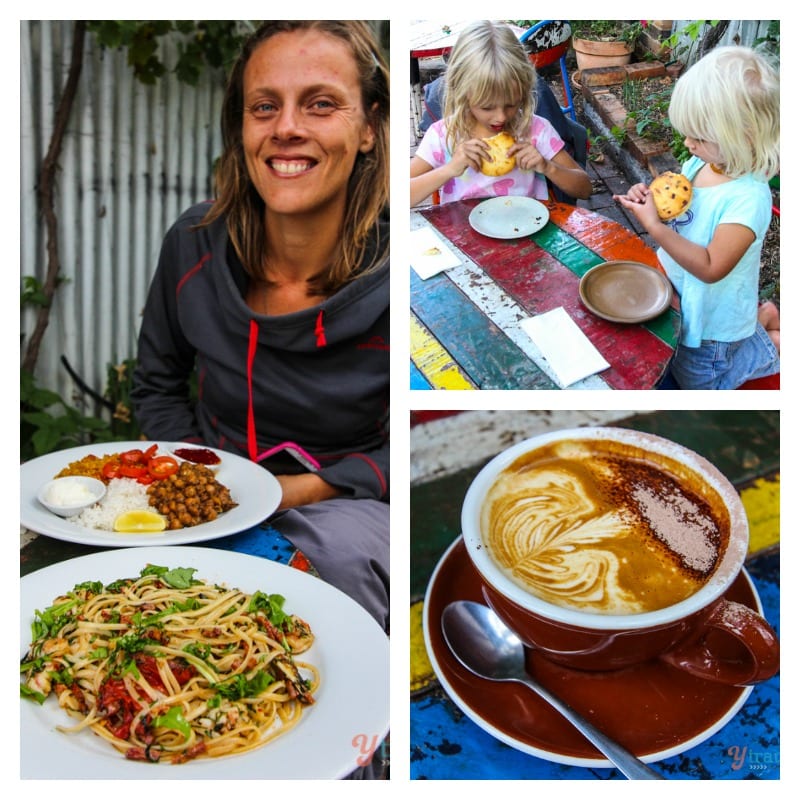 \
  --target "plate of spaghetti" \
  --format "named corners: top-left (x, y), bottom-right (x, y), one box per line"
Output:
top-left (20, 441), bottom-right (282, 546)
top-left (20, 546), bottom-right (389, 778)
